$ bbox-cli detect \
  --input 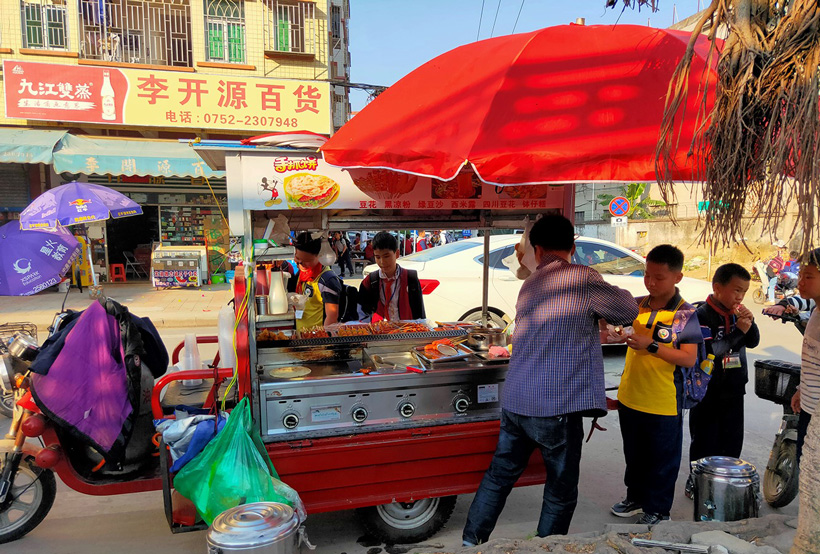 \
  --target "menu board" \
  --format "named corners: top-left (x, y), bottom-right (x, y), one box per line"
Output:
top-left (160, 207), bottom-right (219, 246)
top-left (234, 152), bottom-right (567, 212)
